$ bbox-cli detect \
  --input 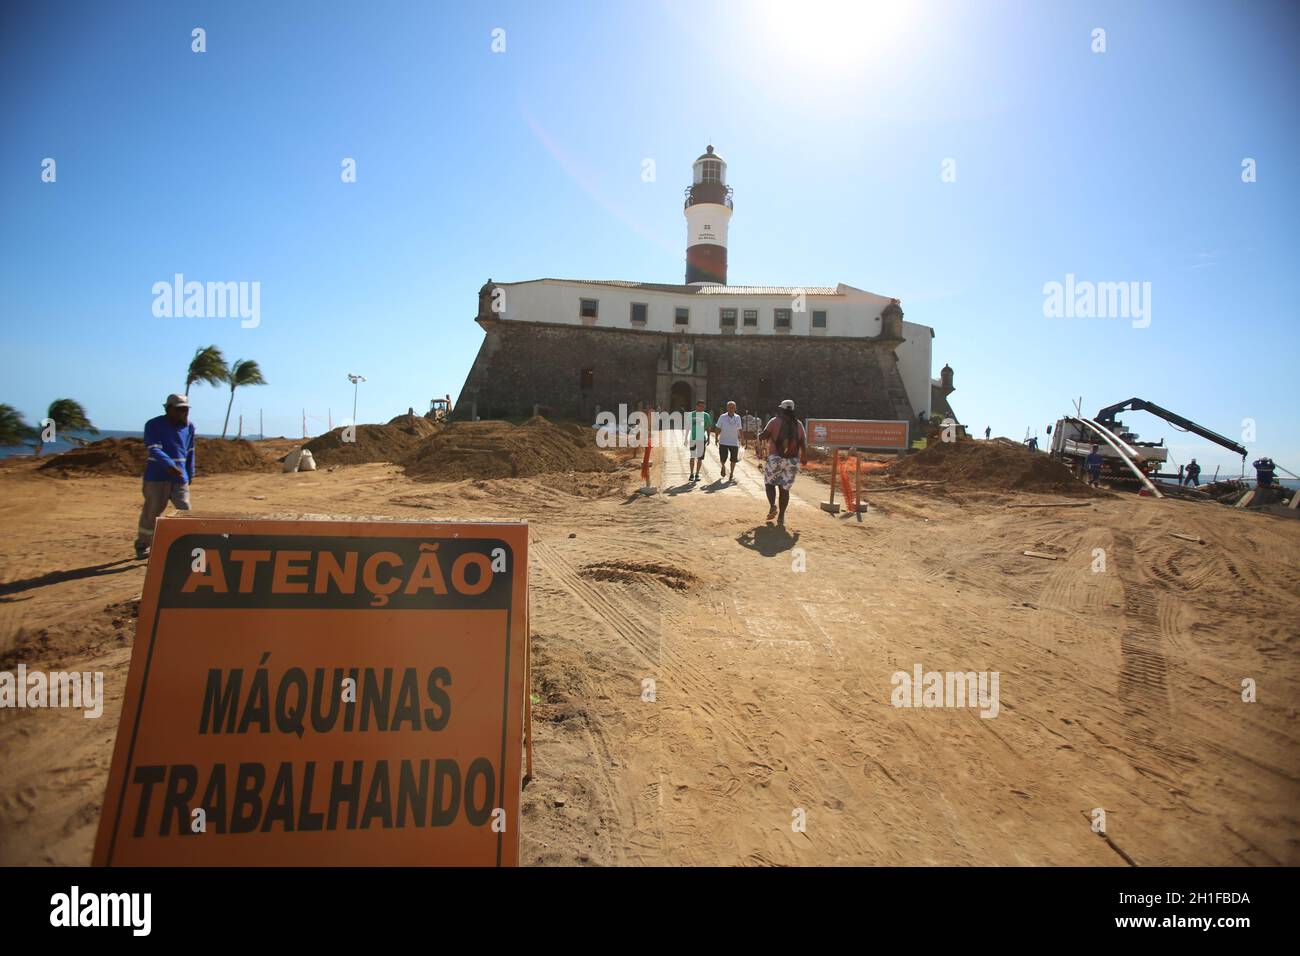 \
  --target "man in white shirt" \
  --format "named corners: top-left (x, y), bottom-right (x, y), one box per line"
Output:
top-left (714, 400), bottom-right (743, 482)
